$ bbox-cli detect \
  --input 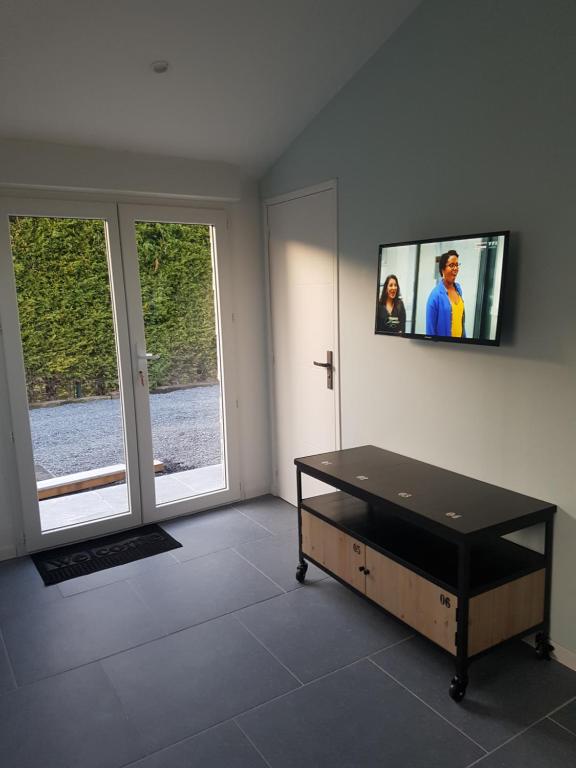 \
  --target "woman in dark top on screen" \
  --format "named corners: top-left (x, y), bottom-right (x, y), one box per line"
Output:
top-left (376, 274), bottom-right (406, 334)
